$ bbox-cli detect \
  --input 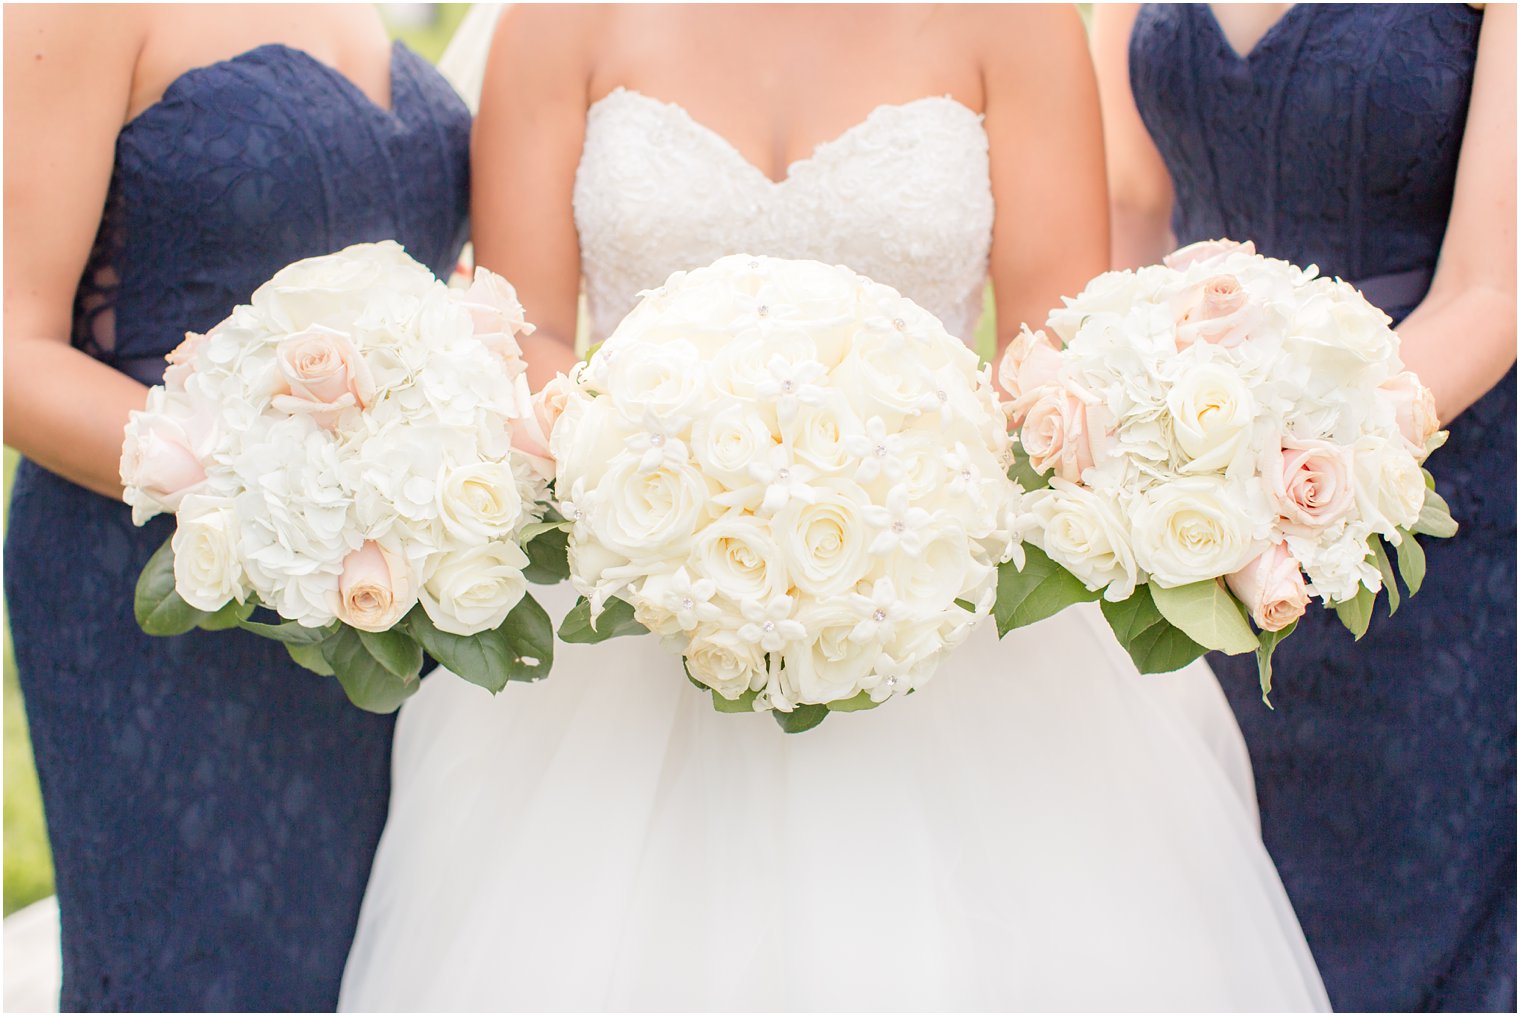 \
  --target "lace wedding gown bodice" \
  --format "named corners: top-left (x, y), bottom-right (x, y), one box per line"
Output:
top-left (340, 84), bottom-right (1330, 1012)
top-left (574, 88), bottom-right (992, 341)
